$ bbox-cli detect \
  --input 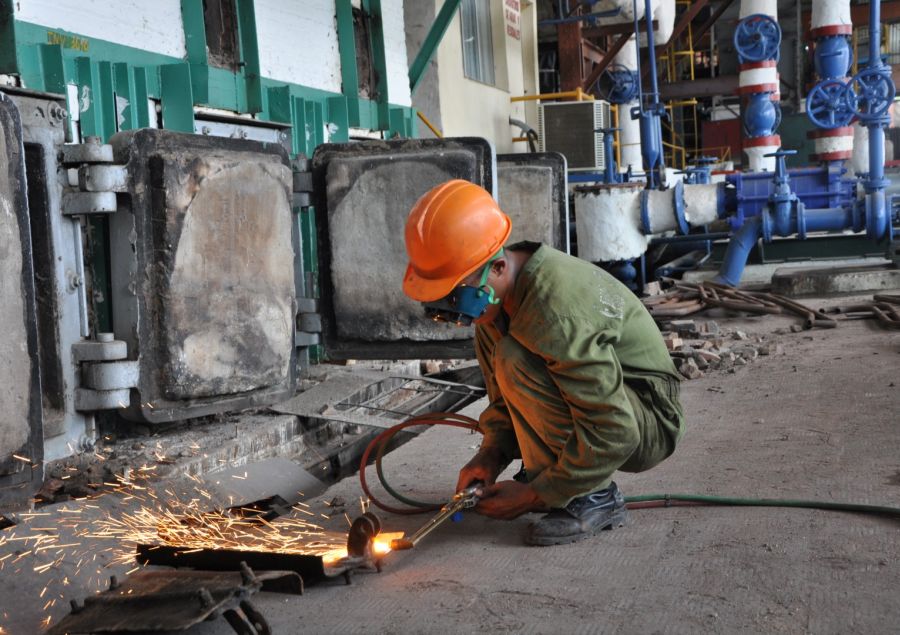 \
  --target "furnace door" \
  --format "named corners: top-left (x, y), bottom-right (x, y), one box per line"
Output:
top-left (0, 94), bottom-right (44, 510)
top-left (310, 140), bottom-right (569, 361)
